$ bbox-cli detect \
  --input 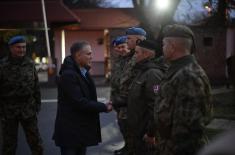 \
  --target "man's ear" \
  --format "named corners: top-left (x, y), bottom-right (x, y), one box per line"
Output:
top-left (168, 41), bottom-right (174, 53)
top-left (75, 51), bottom-right (81, 58)
top-left (143, 50), bottom-right (150, 57)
